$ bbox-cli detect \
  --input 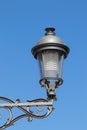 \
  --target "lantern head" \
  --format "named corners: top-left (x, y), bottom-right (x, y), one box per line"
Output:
top-left (32, 27), bottom-right (70, 100)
